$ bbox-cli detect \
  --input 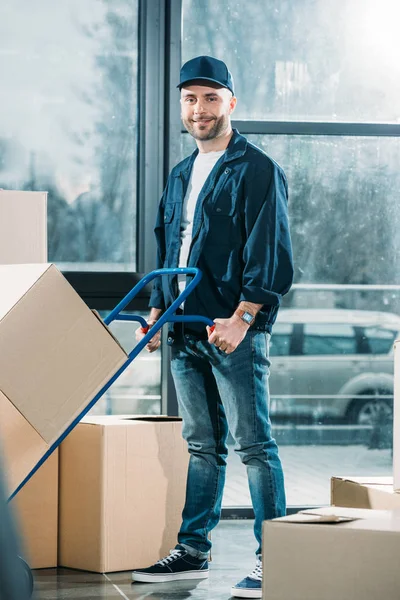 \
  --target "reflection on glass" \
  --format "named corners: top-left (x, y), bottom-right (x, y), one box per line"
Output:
top-left (248, 134), bottom-right (400, 288)
top-left (224, 293), bottom-right (395, 507)
top-left (89, 311), bottom-right (161, 417)
top-left (0, 0), bottom-right (138, 270)
top-left (179, 133), bottom-right (397, 506)
top-left (183, 0), bottom-right (400, 122)
top-left (181, 133), bottom-right (400, 287)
